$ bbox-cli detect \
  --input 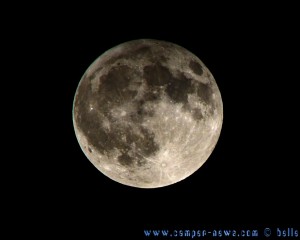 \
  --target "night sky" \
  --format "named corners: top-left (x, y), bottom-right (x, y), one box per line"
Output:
top-left (10, 3), bottom-right (299, 238)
